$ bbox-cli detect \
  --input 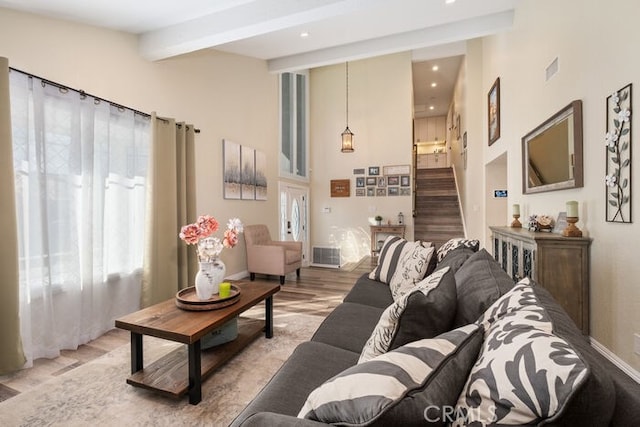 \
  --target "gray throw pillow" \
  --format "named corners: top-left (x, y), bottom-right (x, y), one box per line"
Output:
top-left (299, 324), bottom-right (484, 426)
top-left (359, 267), bottom-right (454, 363)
